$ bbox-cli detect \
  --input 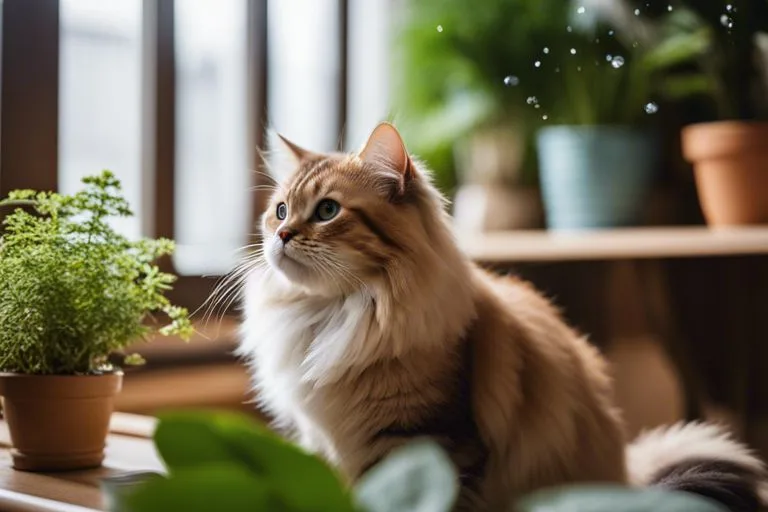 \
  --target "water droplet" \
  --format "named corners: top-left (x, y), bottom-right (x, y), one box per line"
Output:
top-left (576, 6), bottom-right (586, 14)
top-left (534, 60), bottom-right (541, 68)
top-left (436, 24), bottom-right (444, 32)
top-left (567, 25), bottom-right (573, 33)
top-left (634, 8), bottom-right (641, 15)
top-left (555, 67), bottom-right (561, 73)
top-left (543, 47), bottom-right (550, 54)
top-left (608, 30), bottom-right (615, 36)
top-left (668, 5), bottom-right (674, 11)
top-left (526, 96), bottom-right (539, 105)
top-left (720, 14), bottom-right (734, 28)
top-left (611, 55), bottom-right (625, 69)
top-left (534, 104), bottom-right (541, 109)
top-left (503, 75), bottom-right (519, 87)
top-left (542, 114), bottom-right (549, 121)
top-left (570, 48), bottom-right (577, 55)
top-left (595, 38), bottom-right (601, 43)
top-left (632, 41), bottom-right (639, 48)
top-left (726, 4), bottom-right (734, 12)
top-left (577, 66), bottom-right (582, 72)
top-left (644, 102), bottom-right (659, 114)
top-left (606, 54), bottom-right (613, 62)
